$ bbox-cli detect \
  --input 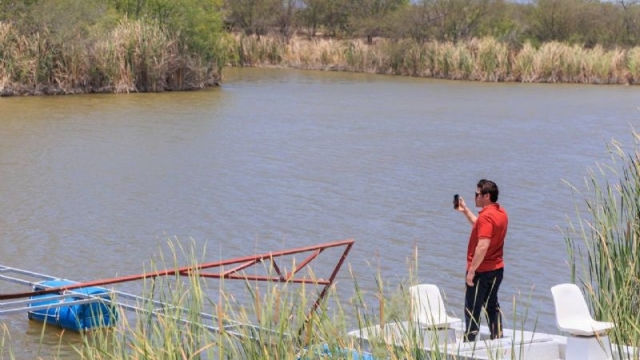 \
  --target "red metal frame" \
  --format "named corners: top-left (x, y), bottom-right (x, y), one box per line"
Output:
top-left (0, 239), bottom-right (354, 318)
